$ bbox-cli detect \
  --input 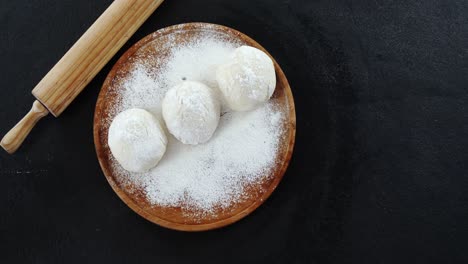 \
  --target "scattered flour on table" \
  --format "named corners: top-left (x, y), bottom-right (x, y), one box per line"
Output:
top-left (109, 32), bottom-right (285, 214)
